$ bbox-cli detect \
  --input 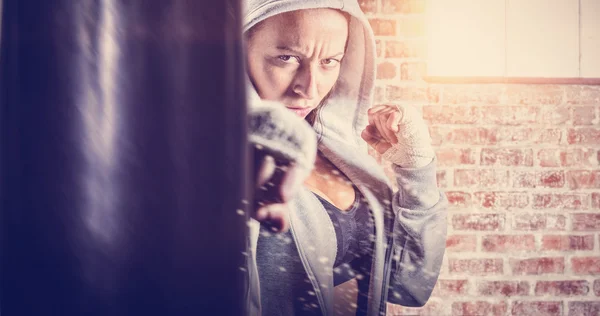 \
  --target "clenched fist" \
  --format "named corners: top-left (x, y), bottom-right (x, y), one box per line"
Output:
top-left (248, 97), bottom-right (317, 233)
top-left (361, 104), bottom-right (435, 168)
top-left (252, 146), bottom-right (309, 233)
